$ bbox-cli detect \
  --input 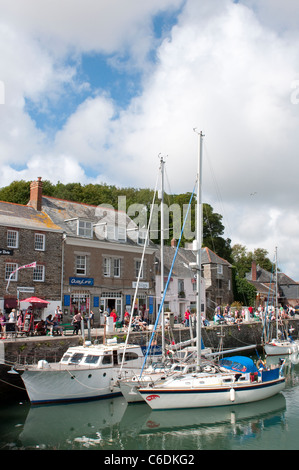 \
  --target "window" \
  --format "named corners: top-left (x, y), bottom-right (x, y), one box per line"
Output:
top-left (178, 279), bottom-right (184, 292)
top-left (33, 265), bottom-right (45, 282)
top-left (5, 263), bottom-right (18, 281)
top-left (70, 353), bottom-right (84, 364)
top-left (102, 355), bottom-right (112, 365)
top-left (106, 225), bottom-right (126, 242)
top-left (84, 355), bottom-right (100, 365)
top-left (76, 255), bottom-right (86, 275)
top-left (78, 220), bottom-right (93, 238)
top-left (118, 352), bottom-right (139, 362)
top-left (217, 264), bottom-right (223, 275)
top-left (7, 230), bottom-right (18, 248)
top-left (135, 260), bottom-right (143, 279)
top-left (114, 258), bottom-right (120, 277)
top-left (35, 233), bottom-right (45, 251)
top-left (103, 258), bottom-right (111, 277)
